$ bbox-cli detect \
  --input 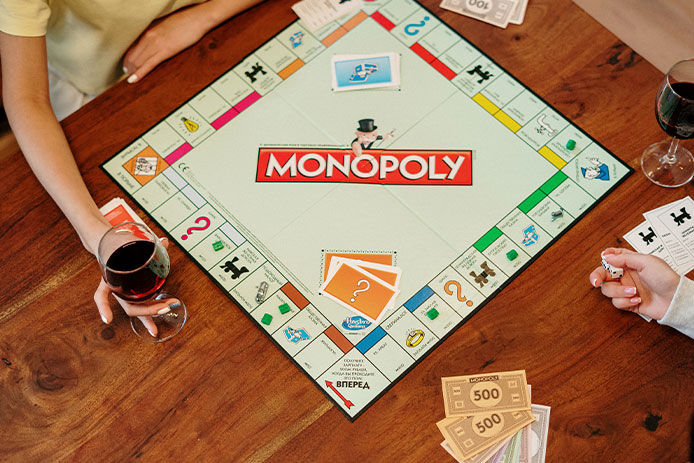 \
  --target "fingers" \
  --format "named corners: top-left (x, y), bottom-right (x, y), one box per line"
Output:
top-left (160, 237), bottom-right (169, 249)
top-left (610, 297), bottom-right (641, 310)
top-left (116, 296), bottom-right (179, 317)
top-left (589, 266), bottom-right (610, 287)
top-left (126, 54), bottom-right (163, 83)
top-left (600, 281), bottom-right (638, 298)
top-left (601, 249), bottom-right (647, 272)
top-left (137, 316), bottom-right (158, 338)
top-left (94, 279), bottom-right (114, 324)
